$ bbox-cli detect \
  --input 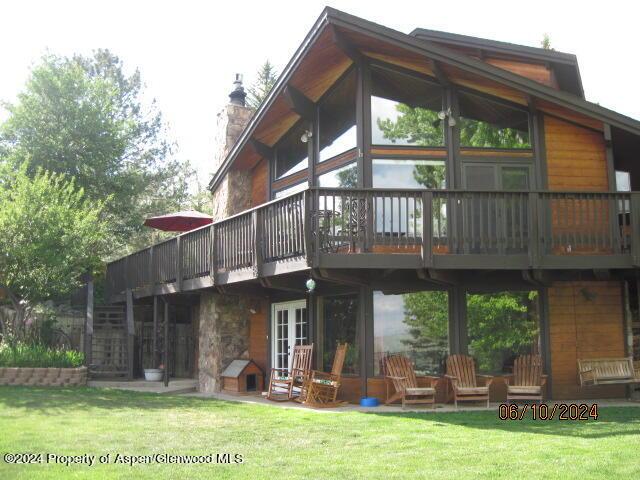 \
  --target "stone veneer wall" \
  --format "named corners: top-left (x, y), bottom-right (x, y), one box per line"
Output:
top-left (197, 291), bottom-right (253, 393)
